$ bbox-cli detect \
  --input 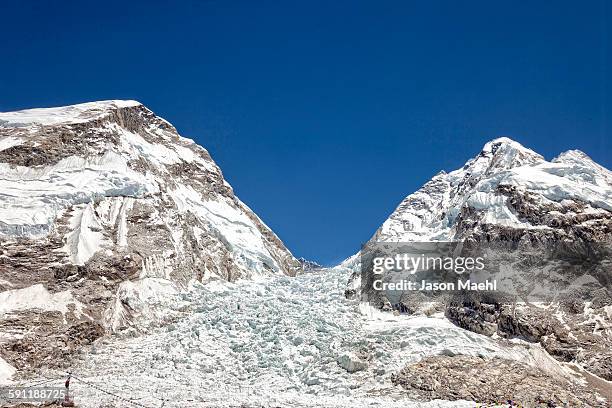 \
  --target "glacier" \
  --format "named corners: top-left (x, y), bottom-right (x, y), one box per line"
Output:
top-left (29, 266), bottom-right (545, 408)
